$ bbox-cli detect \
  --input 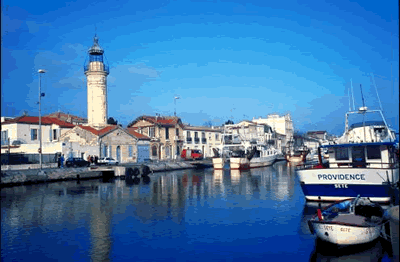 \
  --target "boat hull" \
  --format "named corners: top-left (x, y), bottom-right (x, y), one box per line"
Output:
top-left (309, 221), bottom-right (382, 245)
top-left (297, 167), bottom-right (399, 203)
top-left (230, 155), bottom-right (277, 170)
top-left (212, 158), bottom-right (225, 170)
